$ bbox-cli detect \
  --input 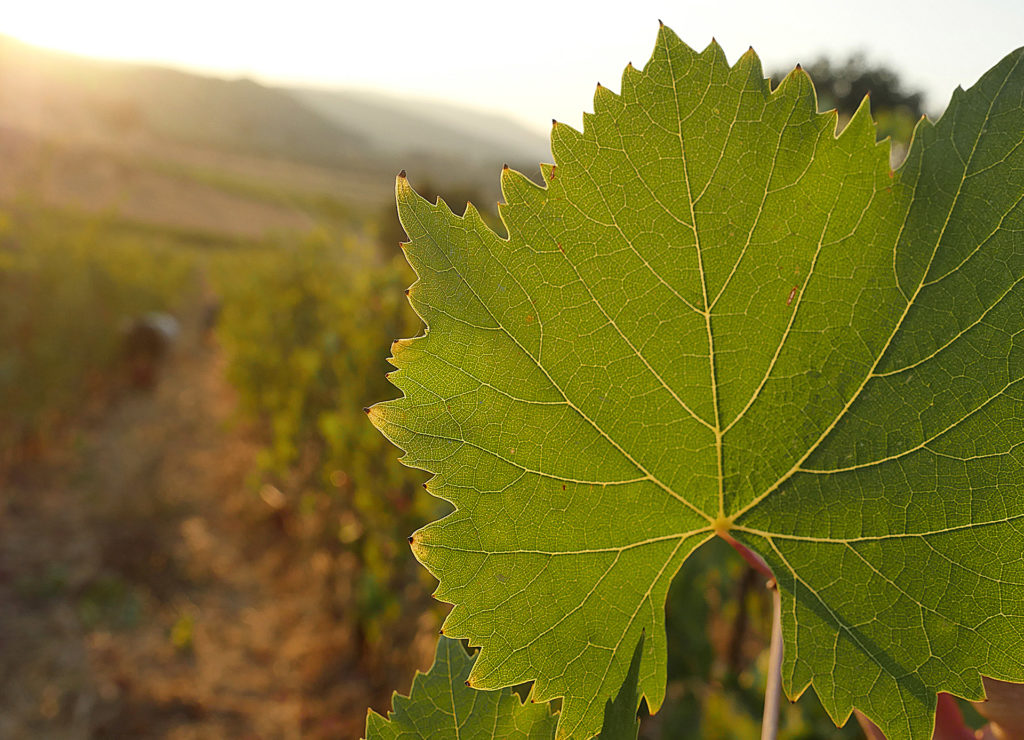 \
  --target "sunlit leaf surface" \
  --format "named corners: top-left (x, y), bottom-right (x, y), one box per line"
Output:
top-left (370, 25), bottom-right (1024, 739)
